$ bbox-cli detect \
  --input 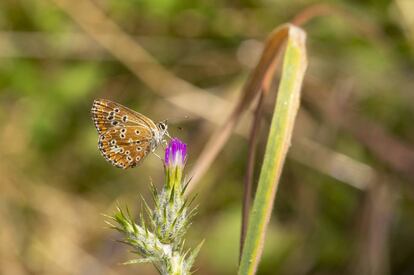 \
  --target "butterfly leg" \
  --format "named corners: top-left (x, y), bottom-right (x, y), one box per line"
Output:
top-left (152, 151), bottom-right (165, 165)
top-left (152, 151), bottom-right (162, 160)
top-left (161, 139), bottom-right (169, 149)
